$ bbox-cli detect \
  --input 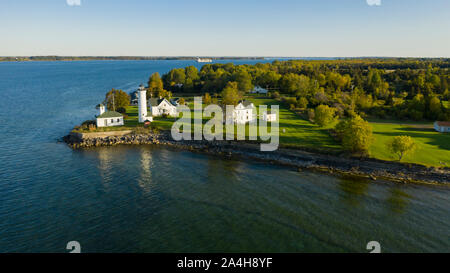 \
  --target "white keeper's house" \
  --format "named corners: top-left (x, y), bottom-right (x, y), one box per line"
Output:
top-left (434, 121), bottom-right (450, 133)
top-left (95, 103), bottom-right (124, 127)
top-left (149, 97), bottom-right (178, 117)
top-left (225, 100), bottom-right (256, 125)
